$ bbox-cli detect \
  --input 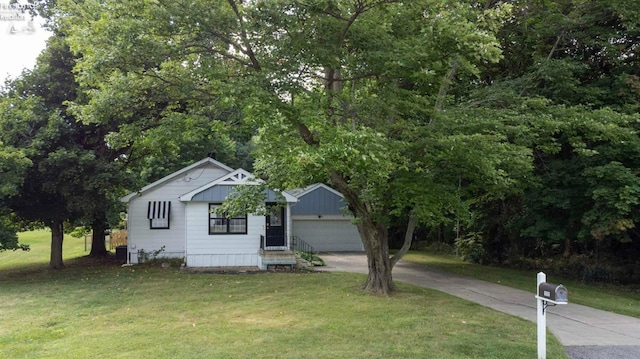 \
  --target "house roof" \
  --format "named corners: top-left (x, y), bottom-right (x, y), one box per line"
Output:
top-left (286, 183), bottom-right (345, 199)
top-left (287, 183), bottom-right (349, 216)
top-left (179, 168), bottom-right (257, 201)
top-left (179, 168), bottom-right (298, 203)
top-left (120, 157), bottom-right (234, 202)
